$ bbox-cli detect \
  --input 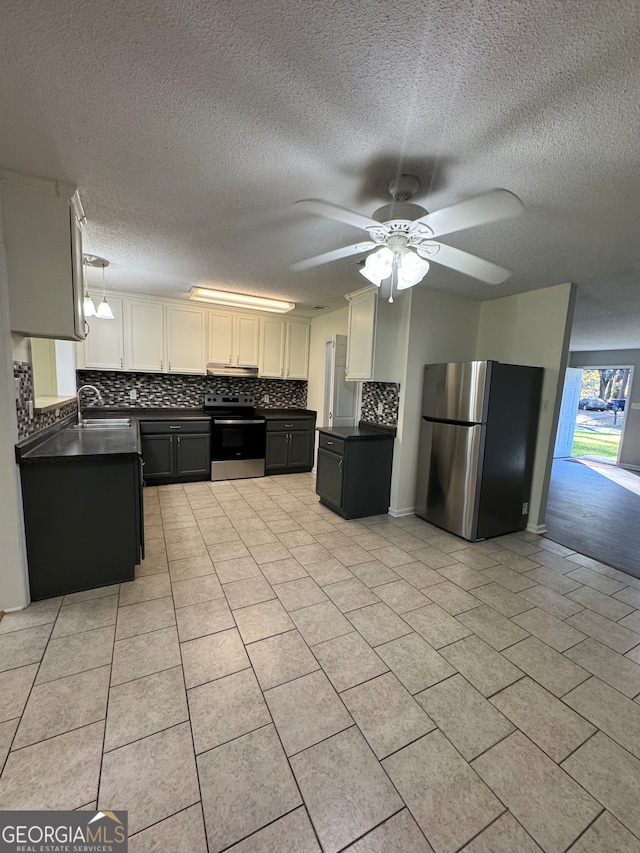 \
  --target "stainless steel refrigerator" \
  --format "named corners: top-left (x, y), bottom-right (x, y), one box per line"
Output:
top-left (415, 360), bottom-right (543, 541)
